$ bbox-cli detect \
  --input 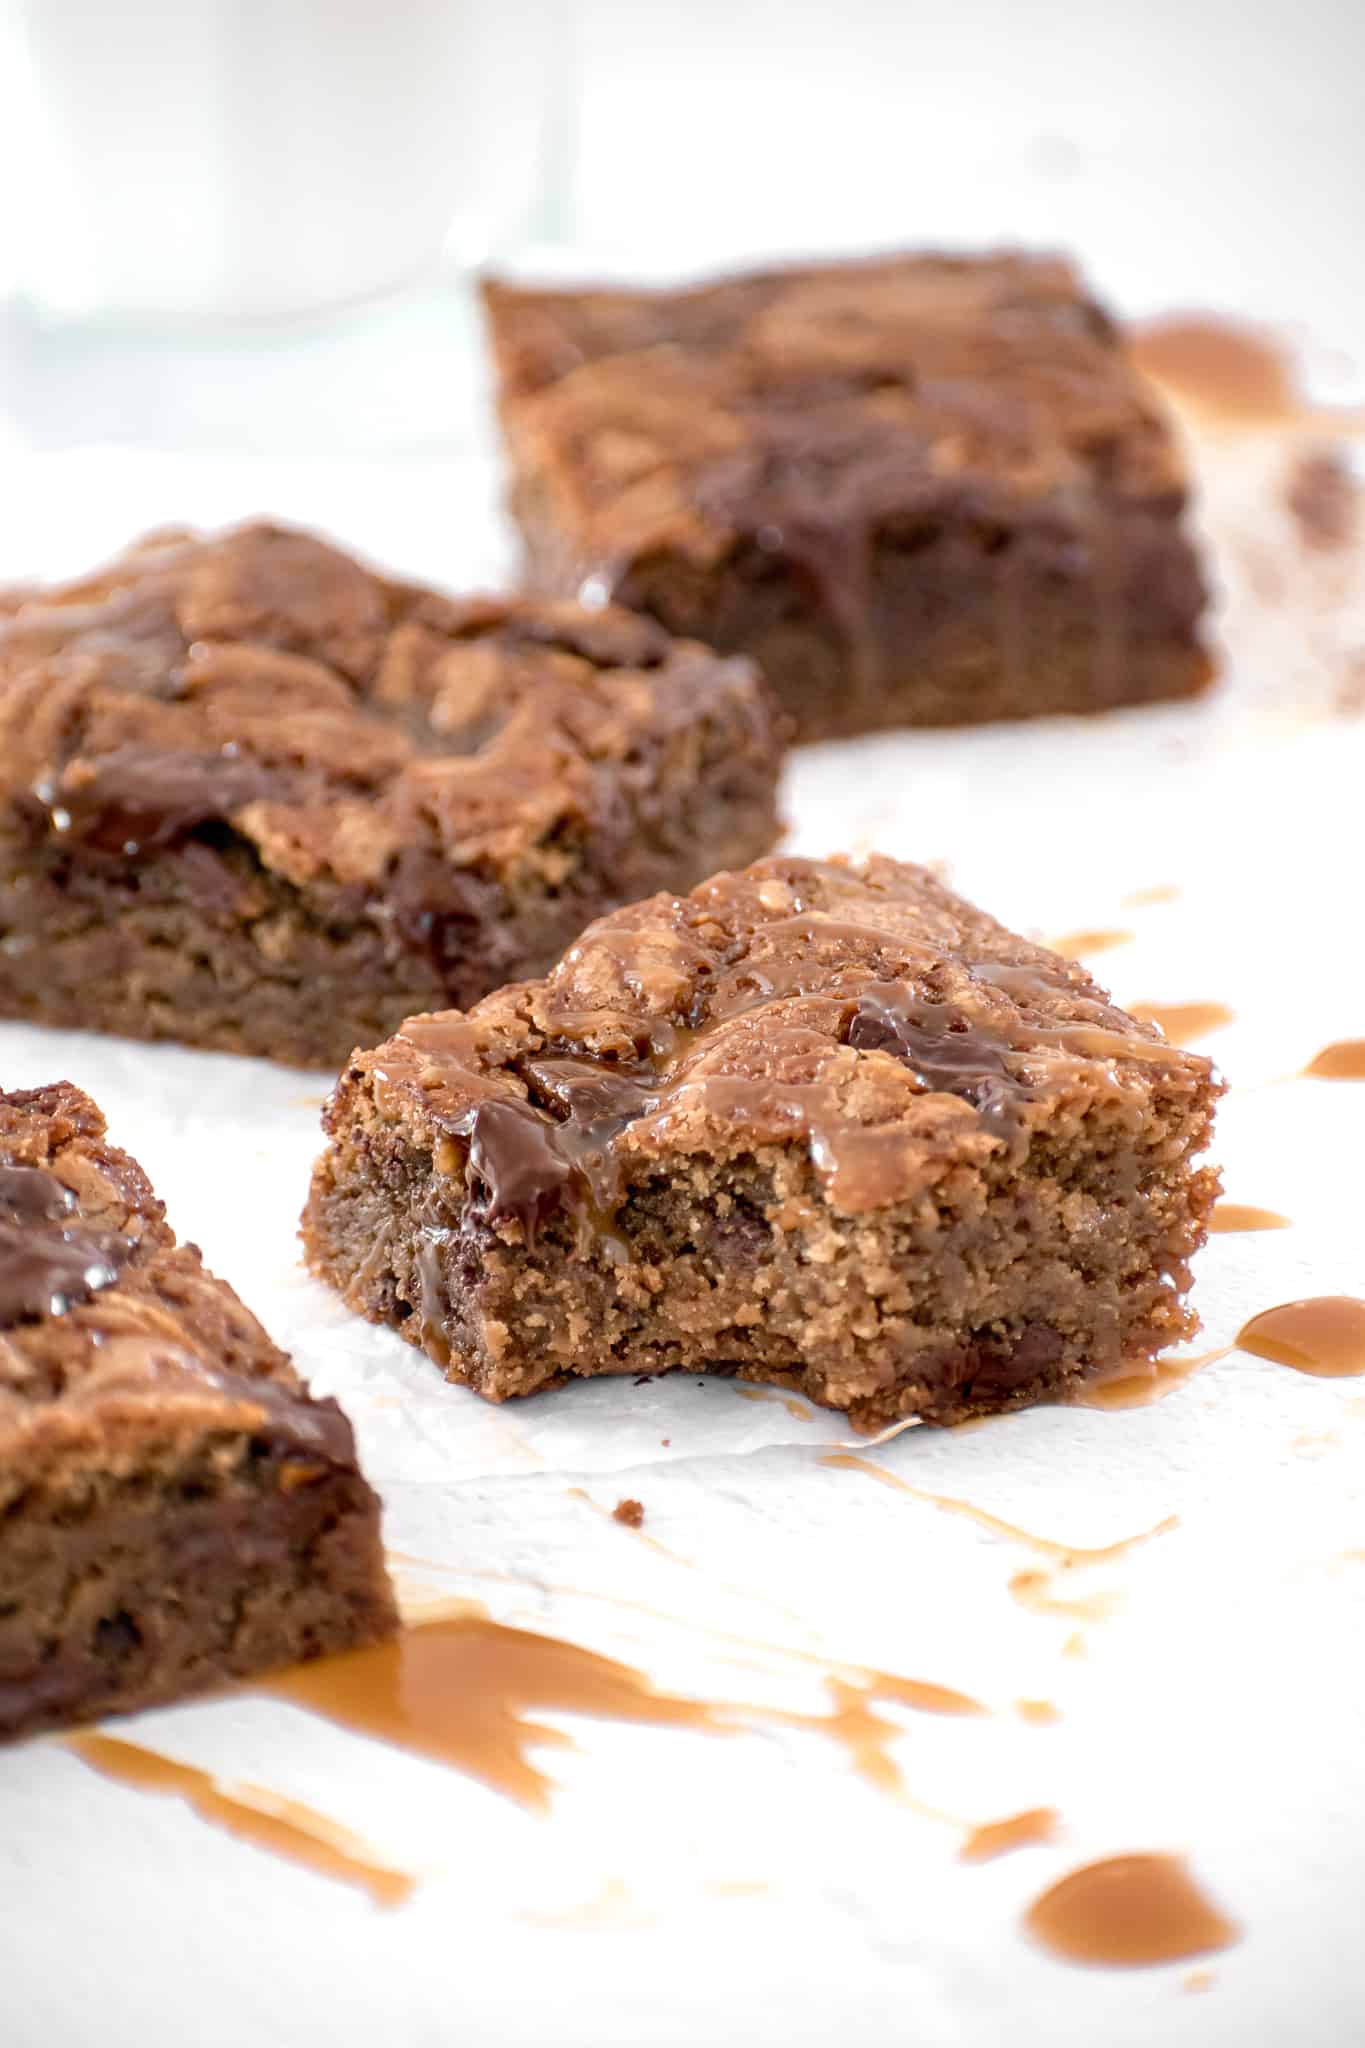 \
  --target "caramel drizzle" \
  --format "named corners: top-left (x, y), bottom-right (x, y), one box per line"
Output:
top-left (66, 1732), bottom-right (413, 1908)
top-left (733, 1385), bottom-right (815, 1422)
top-left (820, 1453), bottom-right (1177, 1563)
